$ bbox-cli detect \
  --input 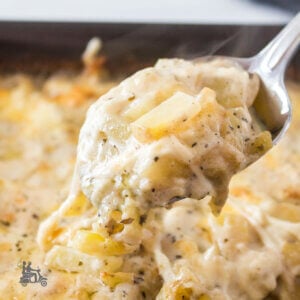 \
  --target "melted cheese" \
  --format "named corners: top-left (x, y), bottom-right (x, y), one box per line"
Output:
top-left (77, 58), bottom-right (271, 217)
top-left (1, 53), bottom-right (300, 300)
